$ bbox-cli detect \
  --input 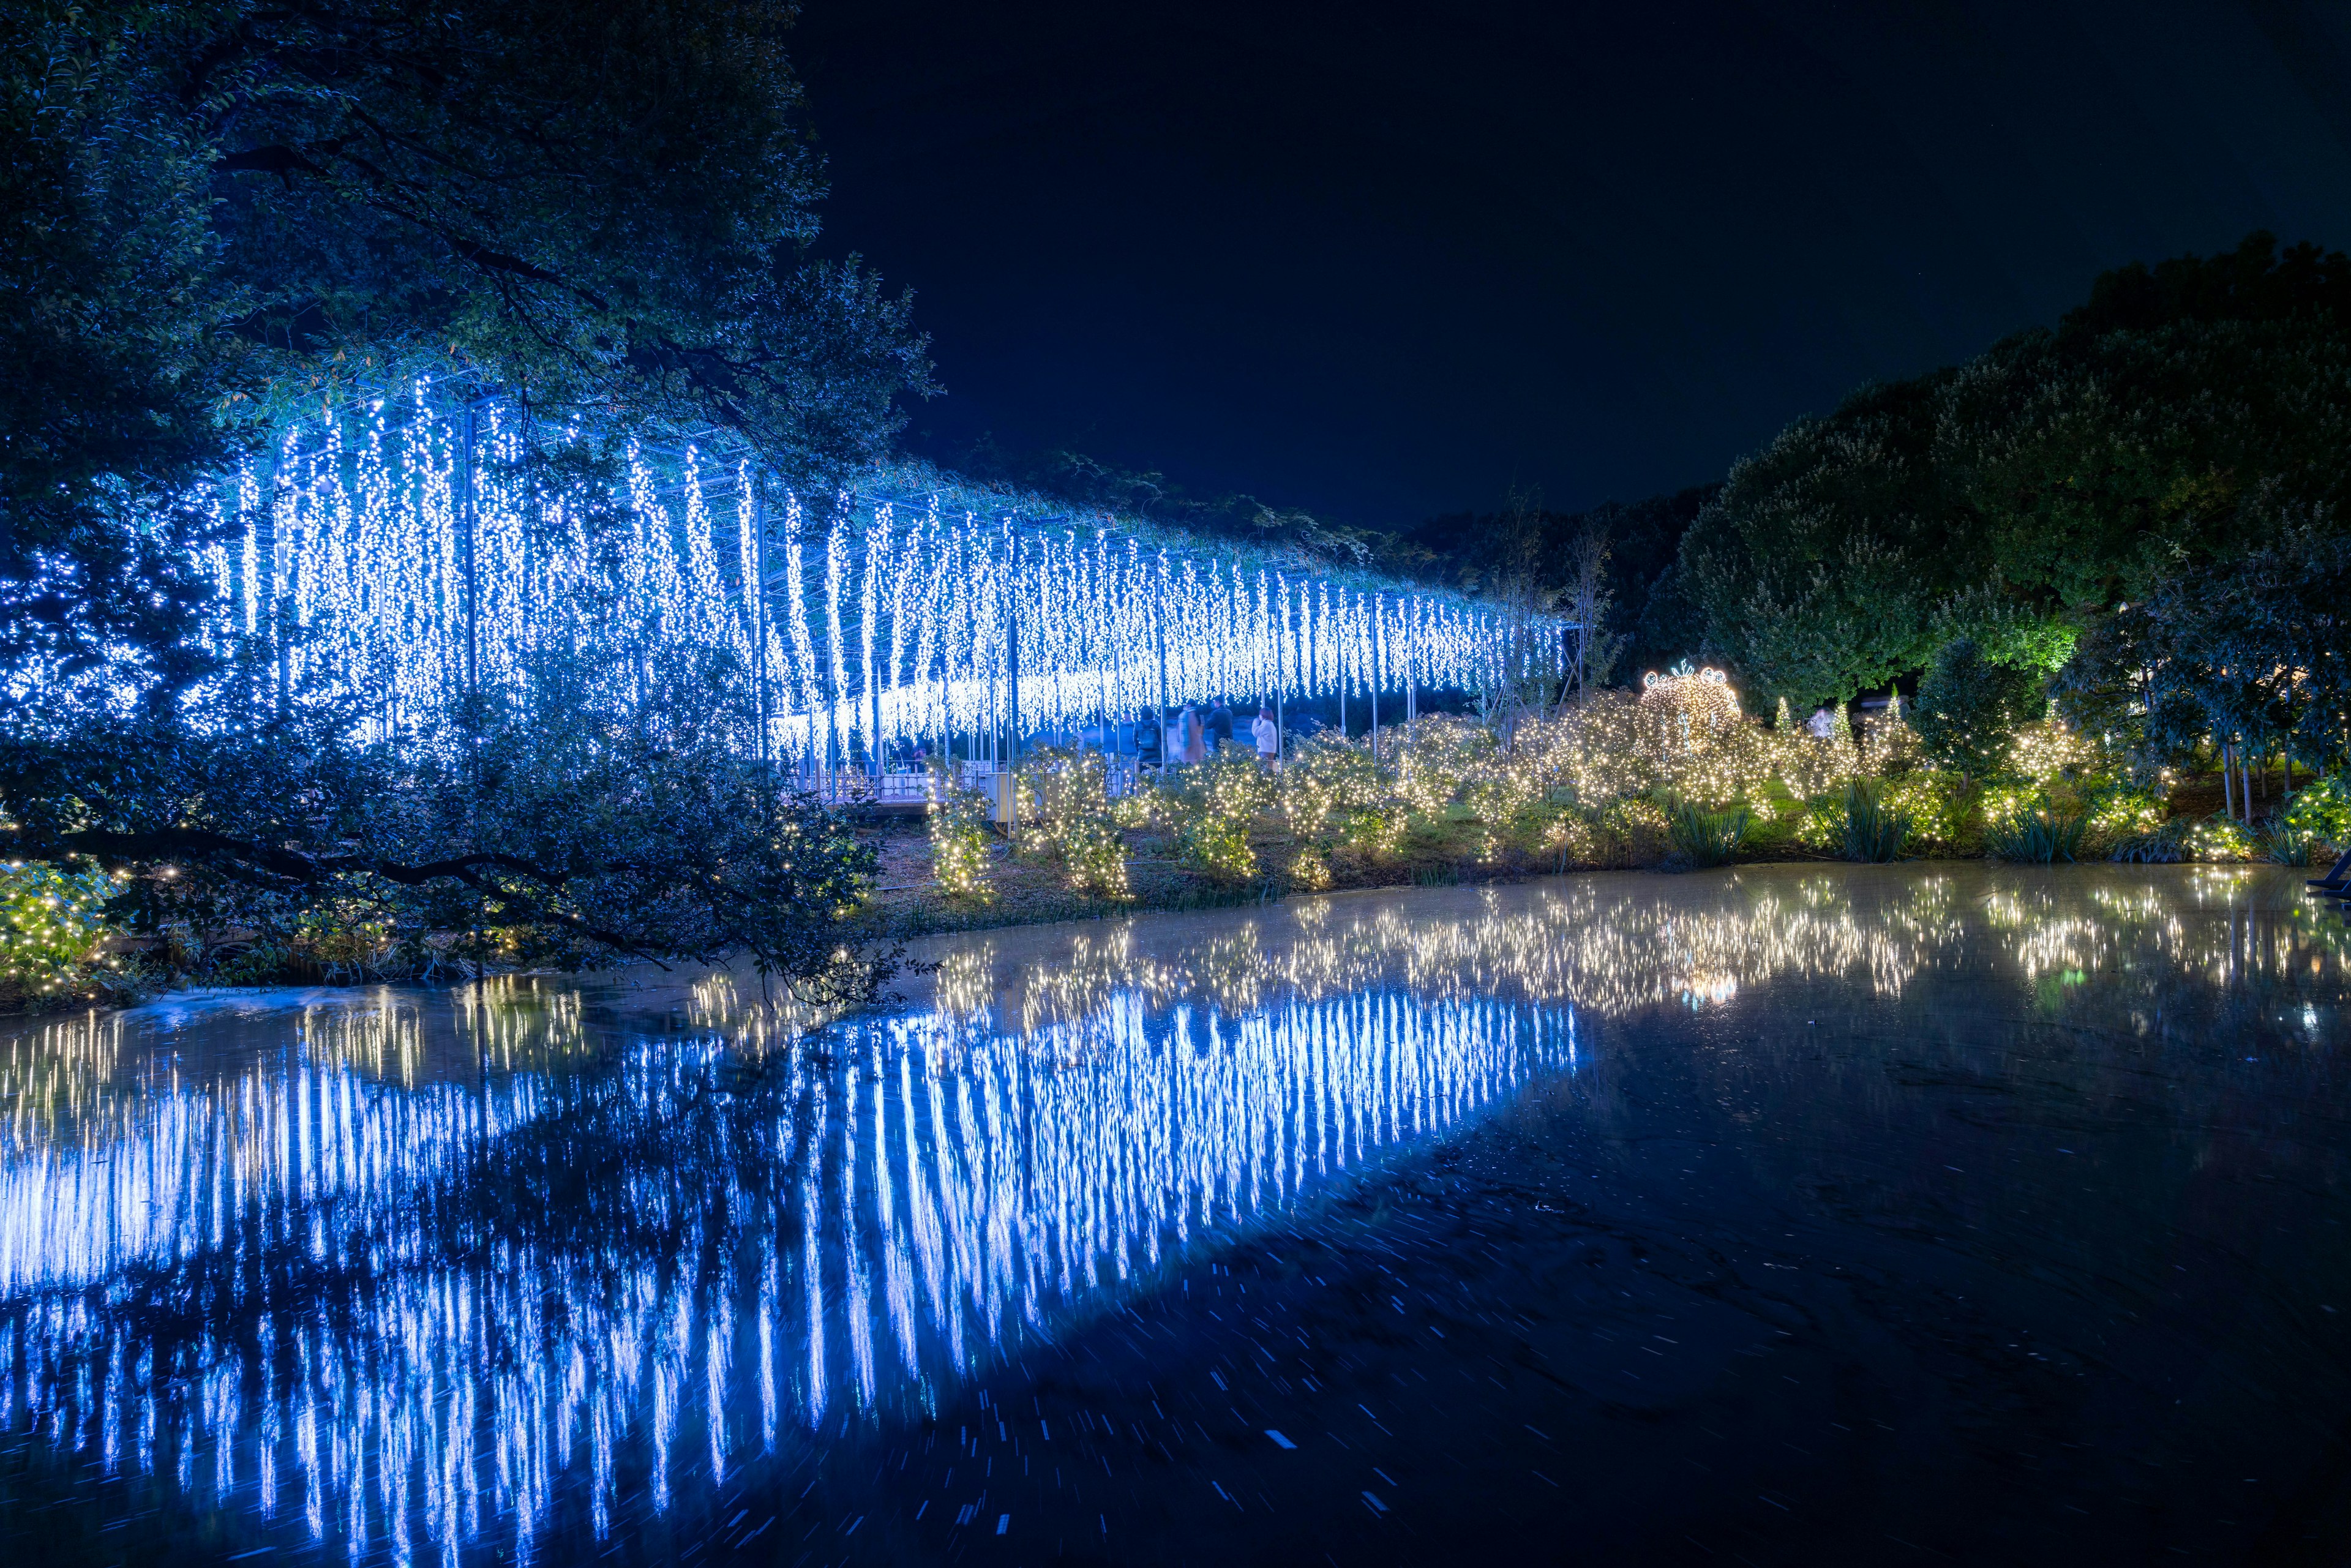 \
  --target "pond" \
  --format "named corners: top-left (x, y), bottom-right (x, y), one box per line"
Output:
top-left (2, 866), bottom-right (2347, 1565)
